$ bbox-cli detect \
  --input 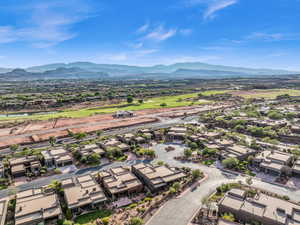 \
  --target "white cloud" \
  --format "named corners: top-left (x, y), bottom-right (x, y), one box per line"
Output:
top-left (128, 42), bottom-right (144, 49)
top-left (0, 26), bottom-right (18, 43)
top-left (180, 28), bottom-right (193, 36)
top-left (204, 0), bottom-right (237, 20)
top-left (246, 32), bottom-right (285, 41)
top-left (143, 25), bottom-right (177, 42)
top-left (187, 0), bottom-right (238, 20)
top-left (135, 49), bottom-right (158, 56)
top-left (95, 49), bottom-right (159, 64)
top-left (137, 23), bottom-right (149, 33)
top-left (0, 0), bottom-right (95, 48)
top-left (107, 53), bottom-right (128, 61)
top-left (229, 32), bottom-right (300, 44)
